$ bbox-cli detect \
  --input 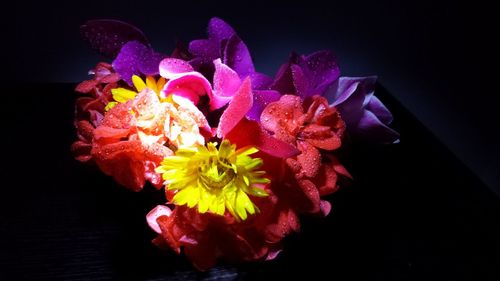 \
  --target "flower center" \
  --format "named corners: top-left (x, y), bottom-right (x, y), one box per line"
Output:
top-left (199, 156), bottom-right (236, 190)
top-left (155, 140), bottom-right (270, 220)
